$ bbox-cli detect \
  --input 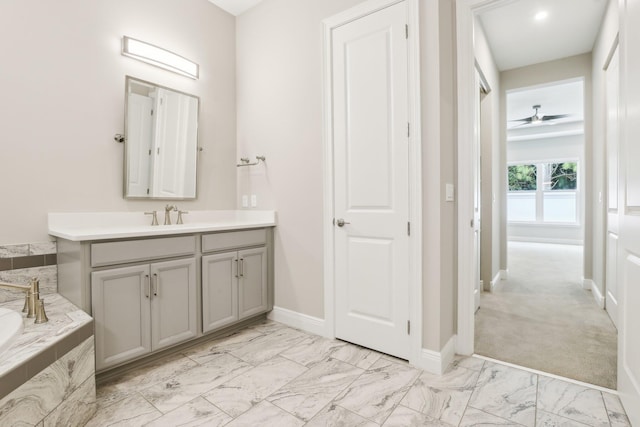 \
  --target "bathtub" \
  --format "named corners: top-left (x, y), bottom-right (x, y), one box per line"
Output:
top-left (0, 307), bottom-right (23, 358)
